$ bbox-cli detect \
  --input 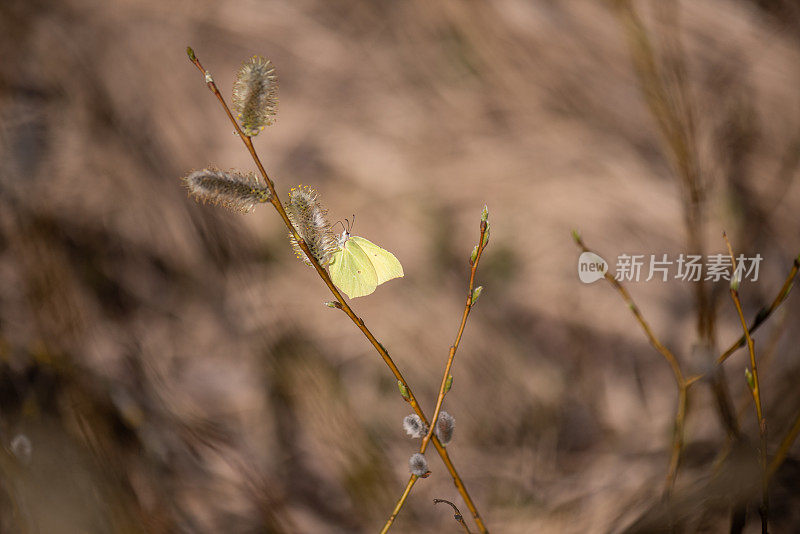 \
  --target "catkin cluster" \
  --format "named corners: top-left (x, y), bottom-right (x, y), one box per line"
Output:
top-left (285, 186), bottom-right (338, 266)
top-left (183, 168), bottom-right (271, 212)
top-left (232, 56), bottom-right (278, 136)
